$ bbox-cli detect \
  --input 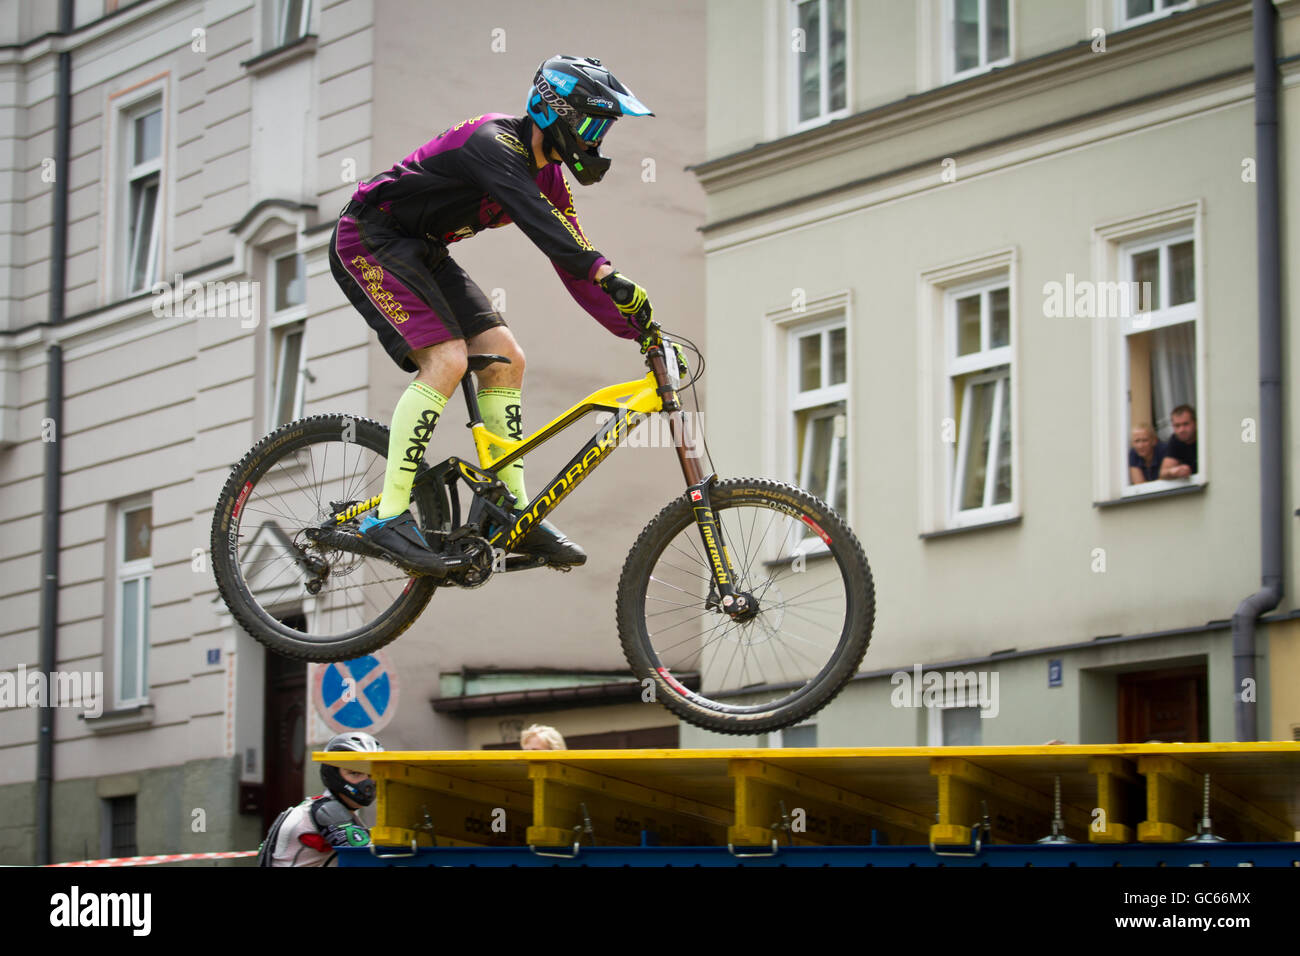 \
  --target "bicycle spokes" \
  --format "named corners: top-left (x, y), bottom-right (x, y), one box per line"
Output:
top-left (643, 497), bottom-right (850, 707)
top-left (229, 435), bottom-right (428, 640)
